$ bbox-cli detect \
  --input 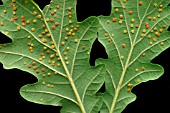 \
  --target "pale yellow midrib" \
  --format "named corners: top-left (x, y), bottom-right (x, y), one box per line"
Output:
top-left (33, 1), bottom-right (86, 113)
top-left (109, 1), bottom-right (152, 113)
